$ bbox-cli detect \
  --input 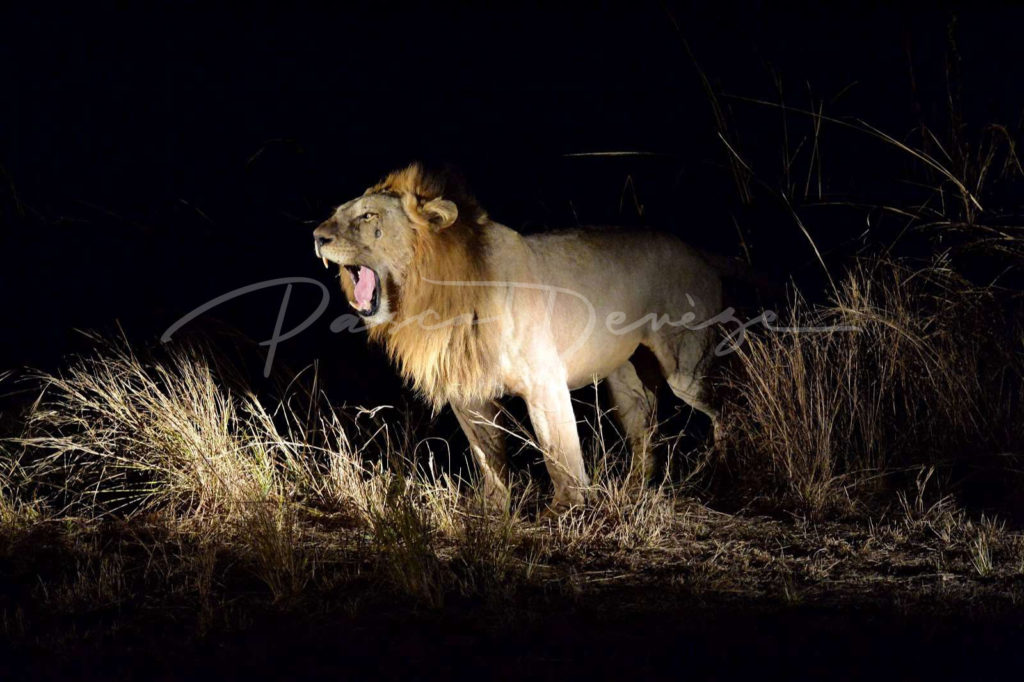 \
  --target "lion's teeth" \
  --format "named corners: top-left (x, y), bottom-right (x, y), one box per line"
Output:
top-left (322, 257), bottom-right (329, 269)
